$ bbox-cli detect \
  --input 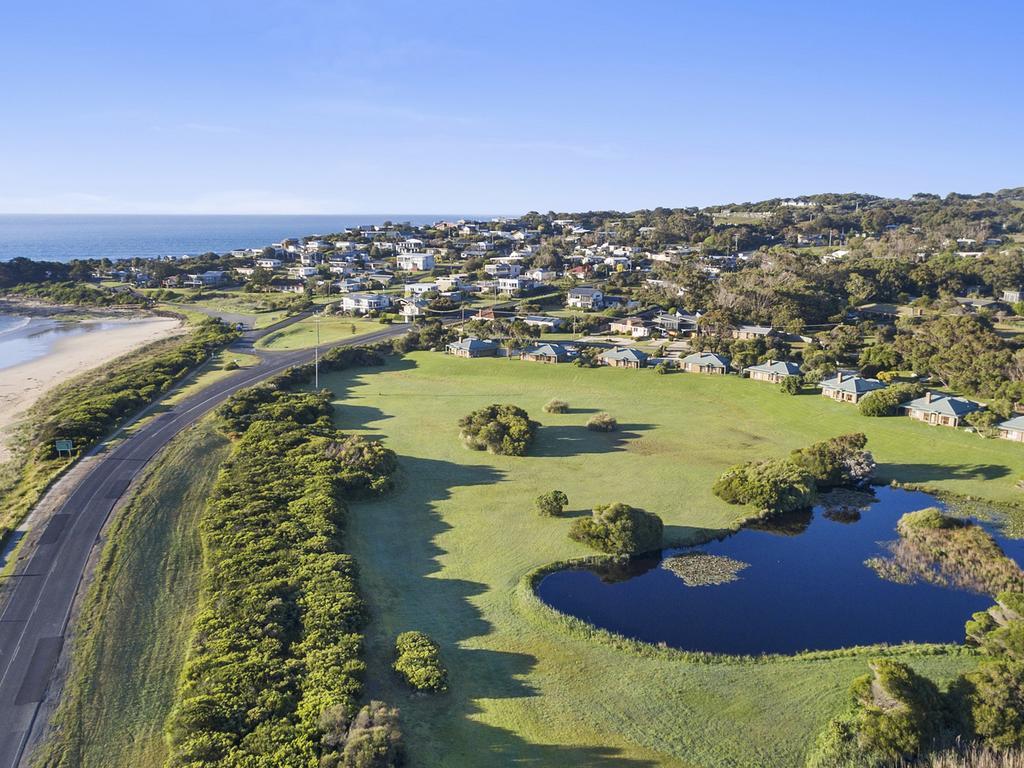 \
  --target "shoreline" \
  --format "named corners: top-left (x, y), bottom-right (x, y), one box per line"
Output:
top-left (0, 311), bottom-right (184, 463)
